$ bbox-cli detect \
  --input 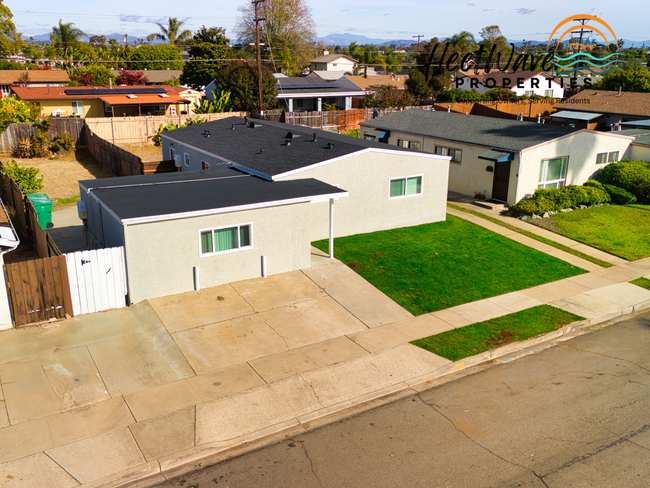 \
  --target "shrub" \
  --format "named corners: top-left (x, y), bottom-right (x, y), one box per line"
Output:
top-left (603, 184), bottom-right (637, 204)
top-left (596, 159), bottom-right (650, 203)
top-left (509, 184), bottom-right (610, 216)
top-left (0, 98), bottom-right (41, 132)
top-left (50, 133), bottom-right (75, 153)
top-left (0, 160), bottom-right (44, 193)
top-left (583, 179), bottom-right (605, 191)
